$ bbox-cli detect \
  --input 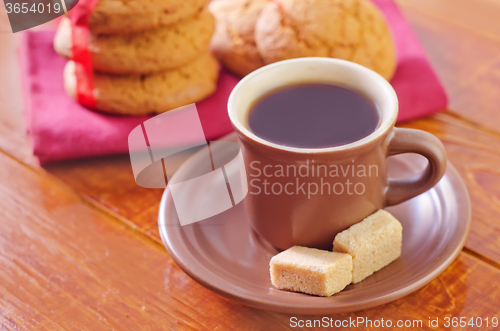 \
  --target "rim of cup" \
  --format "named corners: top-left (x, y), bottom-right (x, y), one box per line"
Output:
top-left (228, 57), bottom-right (399, 154)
